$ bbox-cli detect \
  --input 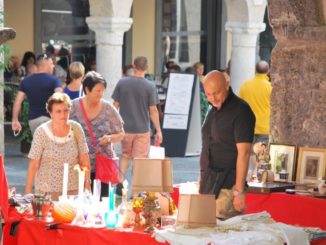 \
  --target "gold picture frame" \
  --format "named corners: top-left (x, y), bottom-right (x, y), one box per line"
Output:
top-left (296, 147), bottom-right (326, 184)
top-left (269, 143), bottom-right (297, 181)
